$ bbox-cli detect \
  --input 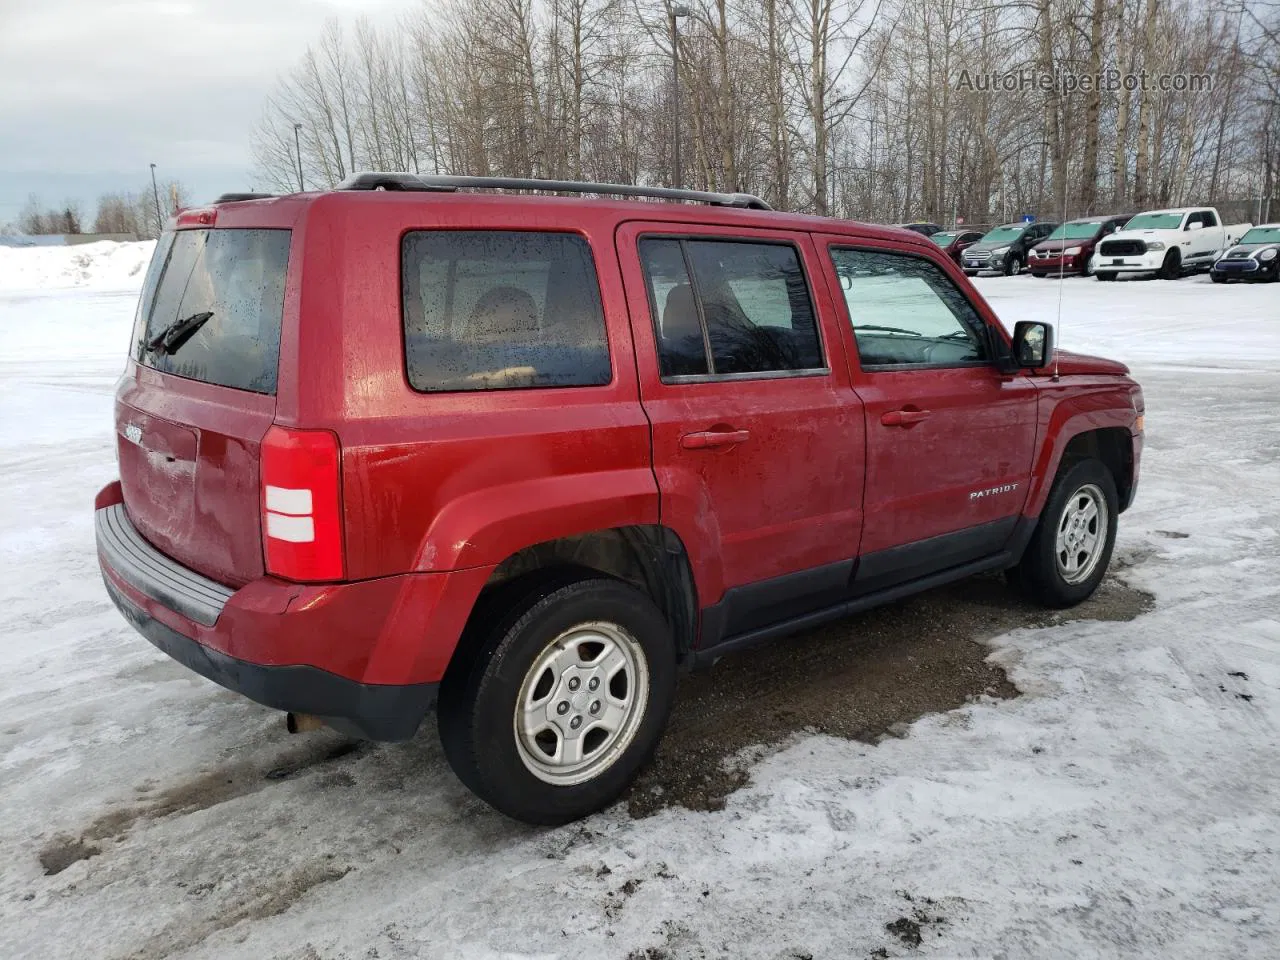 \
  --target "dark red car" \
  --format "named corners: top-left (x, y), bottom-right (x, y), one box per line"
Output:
top-left (1029, 215), bottom-right (1132, 277)
top-left (96, 174), bottom-right (1143, 824)
top-left (931, 229), bottom-right (985, 265)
